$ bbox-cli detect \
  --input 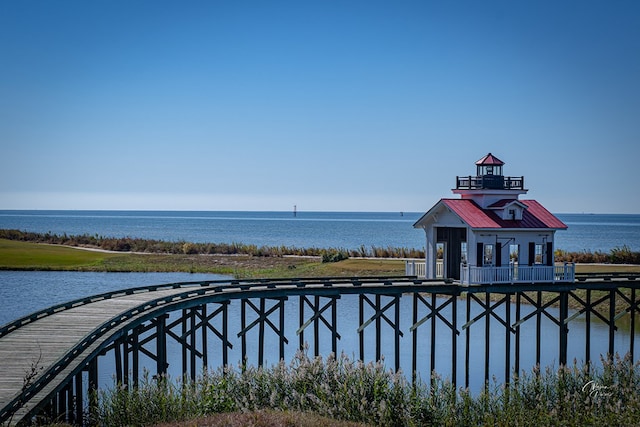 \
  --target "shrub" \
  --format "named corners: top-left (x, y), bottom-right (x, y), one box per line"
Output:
top-left (610, 245), bottom-right (640, 264)
top-left (321, 250), bottom-right (349, 263)
top-left (182, 242), bottom-right (198, 255)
